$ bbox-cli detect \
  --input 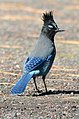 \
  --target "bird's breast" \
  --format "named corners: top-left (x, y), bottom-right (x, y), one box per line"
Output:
top-left (40, 52), bottom-right (56, 76)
